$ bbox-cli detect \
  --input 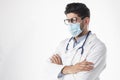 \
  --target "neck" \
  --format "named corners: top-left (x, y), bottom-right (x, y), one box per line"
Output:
top-left (75, 30), bottom-right (89, 40)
